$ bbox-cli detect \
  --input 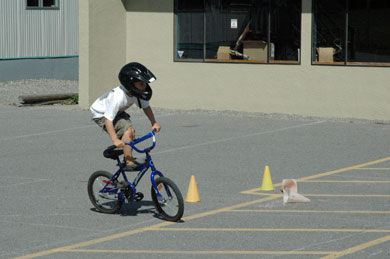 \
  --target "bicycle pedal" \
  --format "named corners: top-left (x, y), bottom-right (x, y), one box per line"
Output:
top-left (134, 192), bottom-right (144, 202)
